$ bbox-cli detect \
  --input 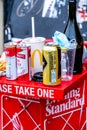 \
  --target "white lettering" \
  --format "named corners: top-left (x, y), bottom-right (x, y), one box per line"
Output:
top-left (46, 97), bottom-right (84, 117)
top-left (37, 88), bottom-right (54, 98)
top-left (14, 86), bottom-right (35, 96)
top-left (46, 105), bottom-right (52, 116)
top-left (0, 84), bottom-right (12, 93)
top-left (14, 85), bottom-right (19, 94)
top-left (64, 88), bottom-right (80, 100)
